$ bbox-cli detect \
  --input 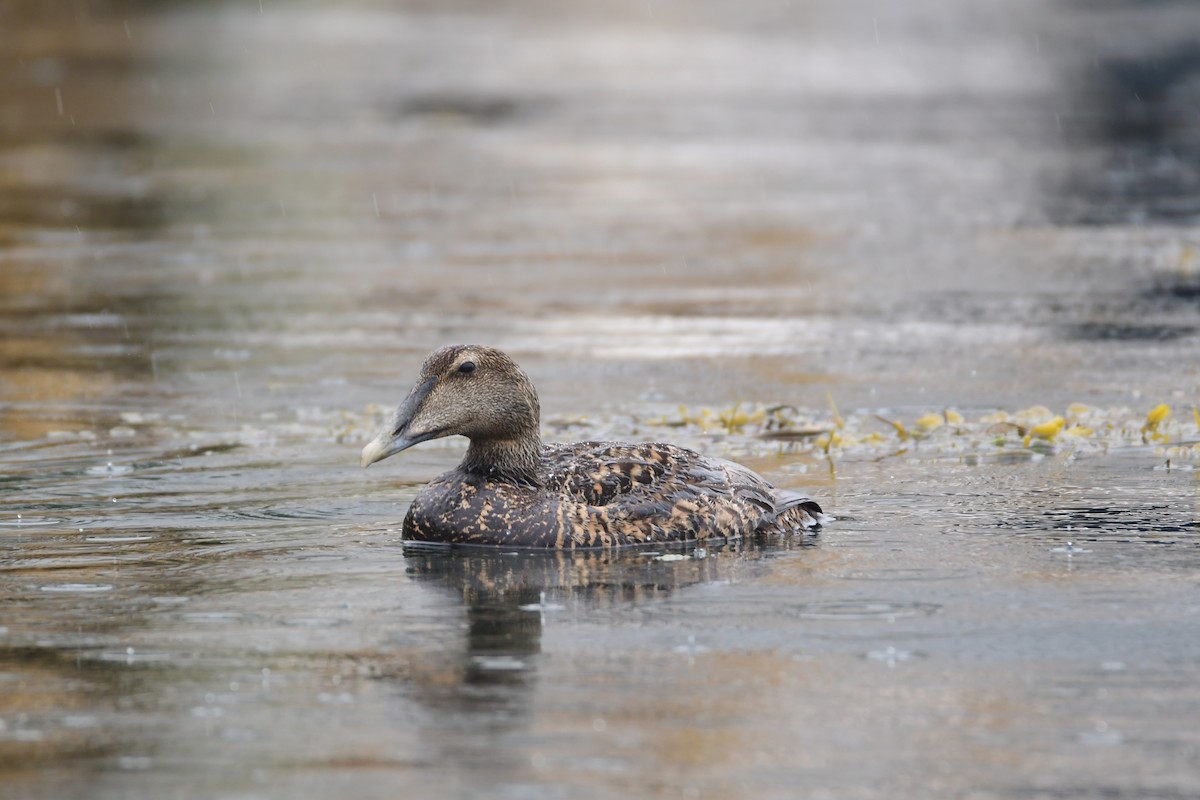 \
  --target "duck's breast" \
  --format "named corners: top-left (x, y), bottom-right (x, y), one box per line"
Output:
top-left (403, 469), bottom-right (563, 546)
